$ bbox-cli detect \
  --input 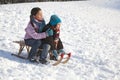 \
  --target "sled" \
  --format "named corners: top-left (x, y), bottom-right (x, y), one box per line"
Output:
top-left (12, 40), bottom-right (71, 66)
top-left (50, 53), bottom-right (71, 66)
top-left (52, 54), bottom-right (64, 66)
top-left (61, 53), bottom-right (71, 64)
top-left (12, 40), bottom-right (30, 59)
